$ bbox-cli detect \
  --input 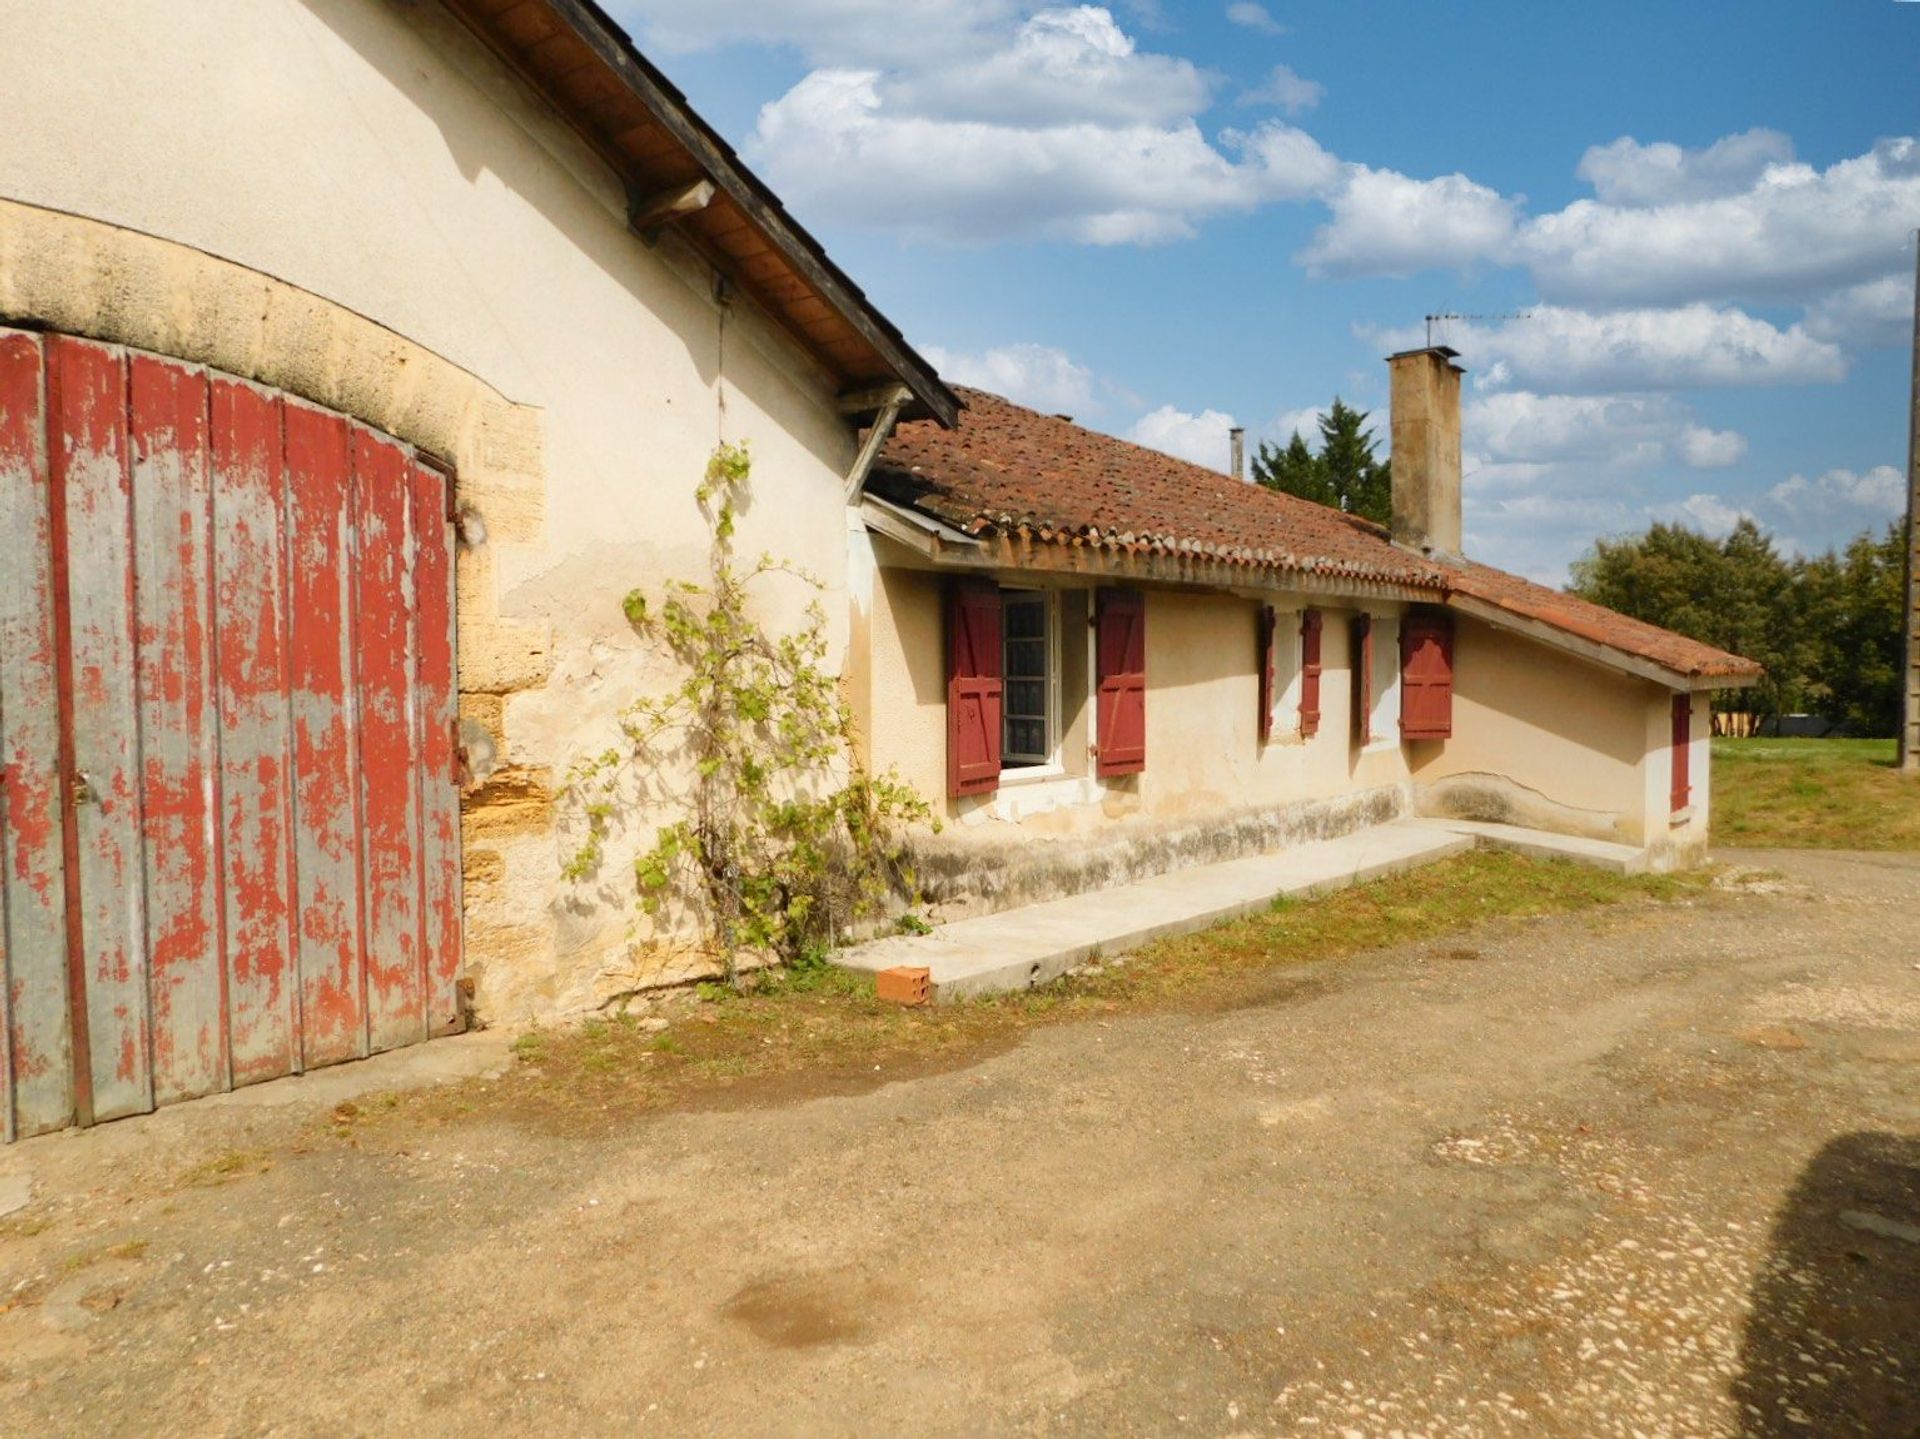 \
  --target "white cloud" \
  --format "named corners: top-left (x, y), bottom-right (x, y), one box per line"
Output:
top-left (1299, 165), bottom-right (1520, 277)
top-left (1522, 136), bottom-right (1920, 307)
top-left (1465, 391), bottom-right (1744, 472)
top-left (1575, 128), bottom-right (1796, 208)
top-left (1264, 405), bottom-right (1326, 446)
top-left (1653, 492), bottom-right (1756, 538)
top-left (1804, 275), bottom-right (1914, 349)
top-left (922, 342), bottom-right (1096, 413)
top-left (1676, 424), bottom-right (1747, 469)
top-left (1403, 303), bottom-right (1845, 393)
top-left (610, 0), bottom-right (1013, 66)
top-left (1225, 2), bottom-right (1284, 35)
top-left (1127, 404), bottom-right (1237, 469)
top-left (895, 6), bottom-right (1212, 126)
top-left (750, 64), bottom-right (1339, 244)
top-left (1241, 64), bottom-right (1324, 116)
top-left (1766, 465), bottom-right (1906, 518)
